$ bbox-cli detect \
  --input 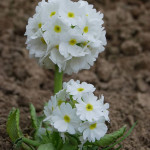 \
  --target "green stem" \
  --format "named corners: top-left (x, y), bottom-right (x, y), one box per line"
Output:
top-left (22, 137), bottom-right (41, 147)
top-left (54, 65), bottom-right (63, 94)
